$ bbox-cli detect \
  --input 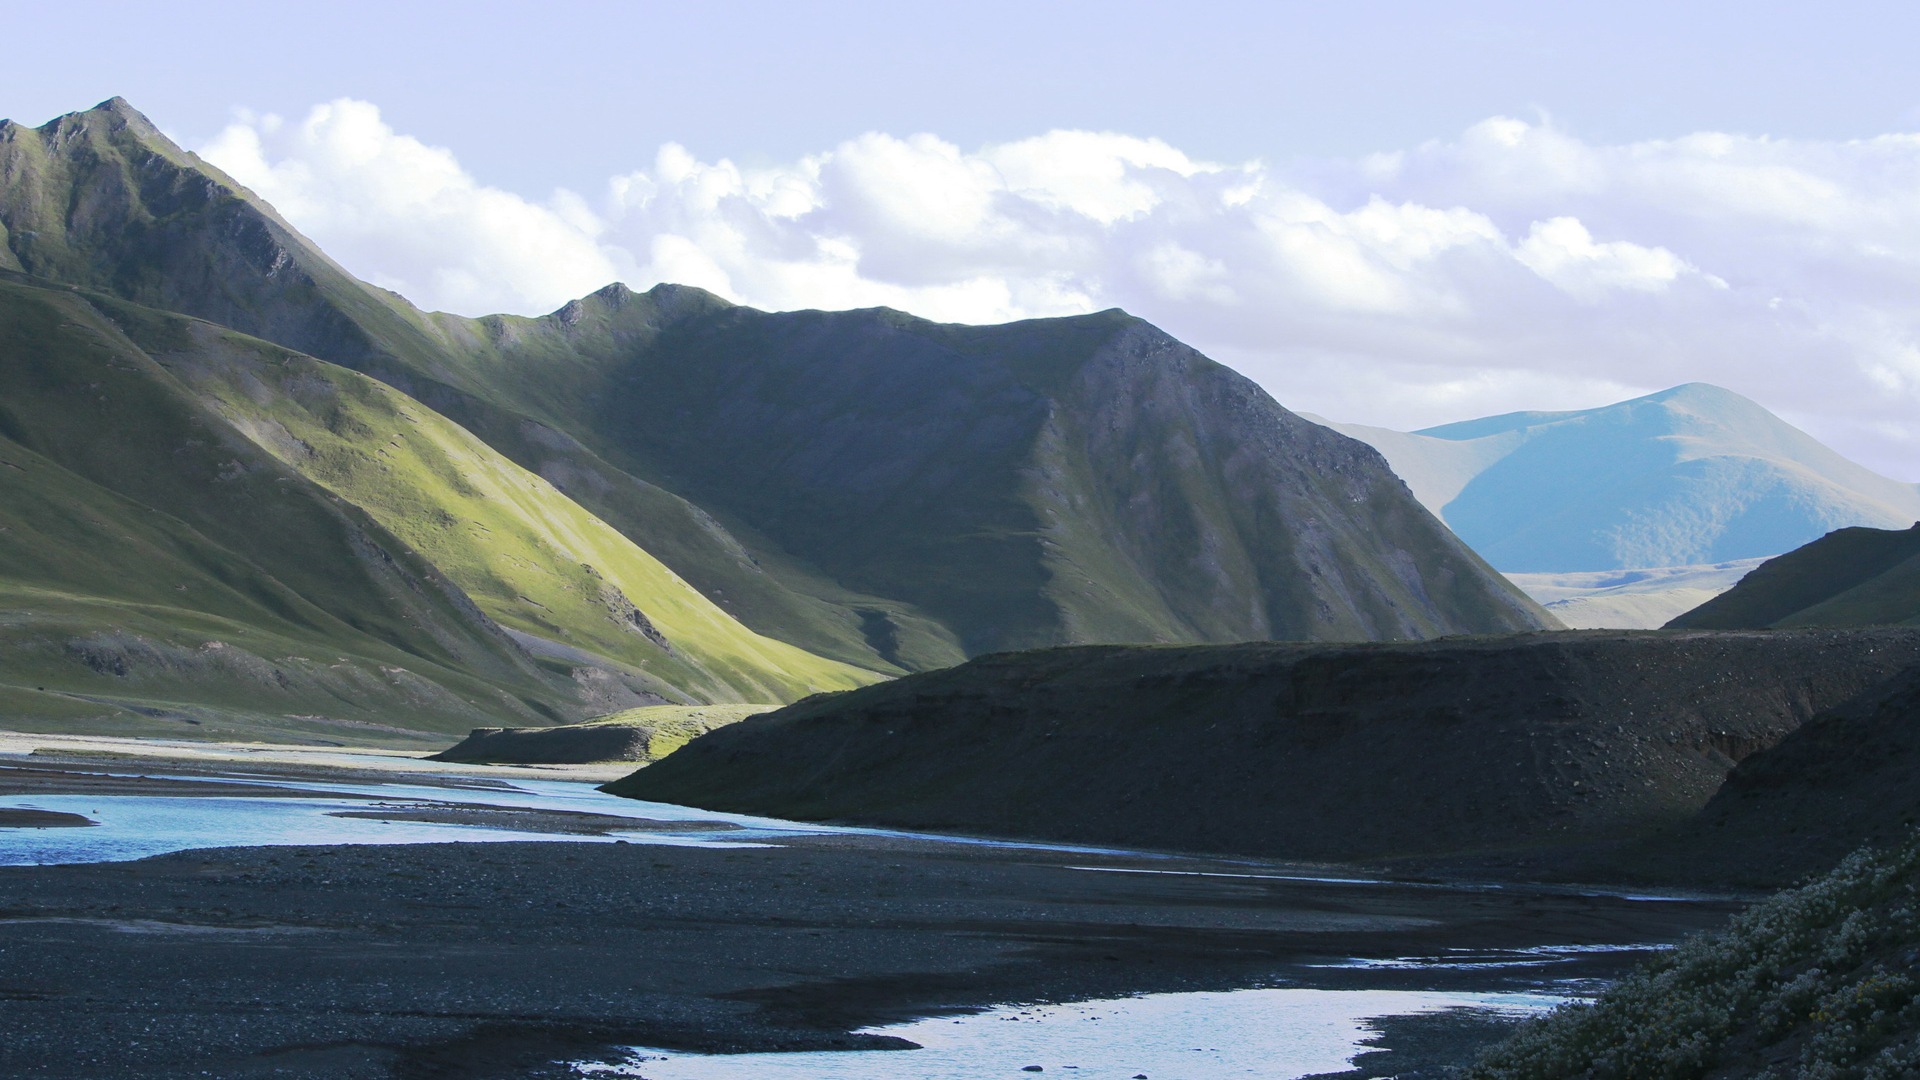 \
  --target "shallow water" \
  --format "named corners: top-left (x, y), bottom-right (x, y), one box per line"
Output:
top-left (0, 767), bottom-right (1152, 865)
top-left (572, 988), bottom-right (1564, 1080)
